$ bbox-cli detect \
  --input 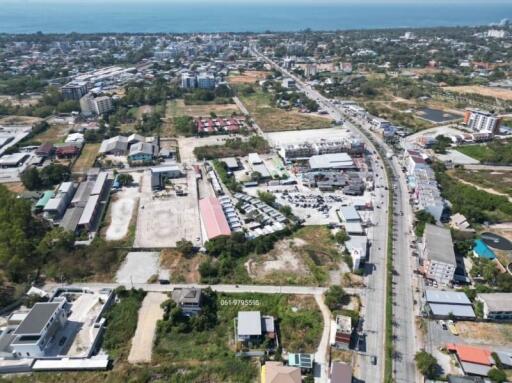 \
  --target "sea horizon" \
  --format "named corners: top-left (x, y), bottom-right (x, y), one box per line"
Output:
top-left (0, 1), bottom-right (511, 34)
